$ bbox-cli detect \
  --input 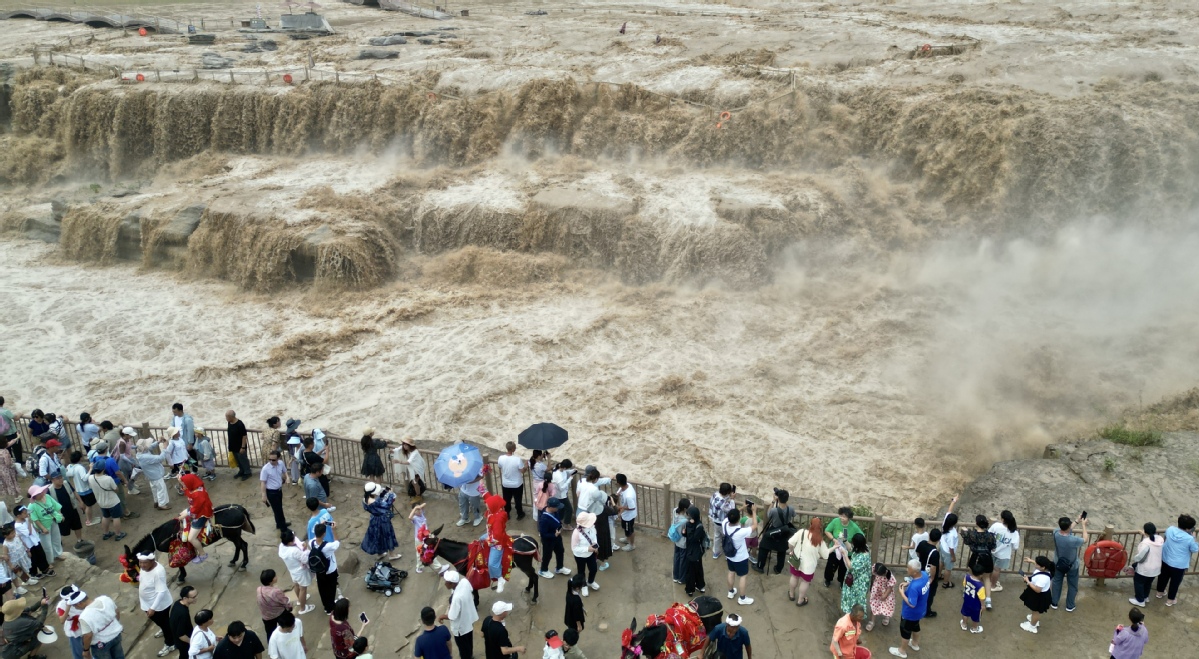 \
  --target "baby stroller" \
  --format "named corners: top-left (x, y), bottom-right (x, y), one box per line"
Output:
top-left (364, 560), bottom-right (408, 596)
